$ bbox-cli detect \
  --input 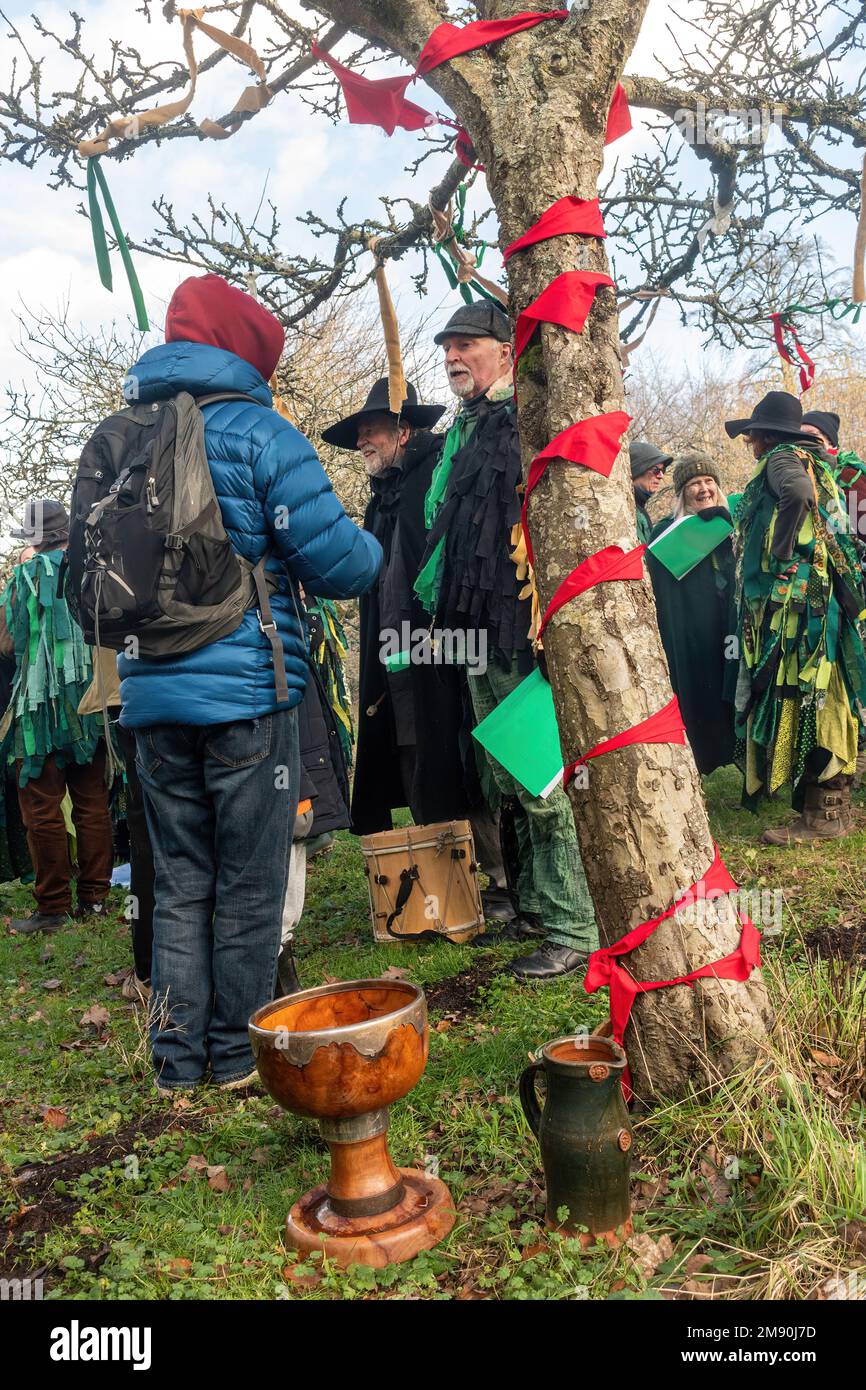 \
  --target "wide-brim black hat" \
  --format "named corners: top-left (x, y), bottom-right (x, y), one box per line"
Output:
top-left (10, 498), bottom-right (70, 542)
top-left (725, 390), bottom-right (812, 440)
top-left (321, 378), bottom-right (445, 450)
